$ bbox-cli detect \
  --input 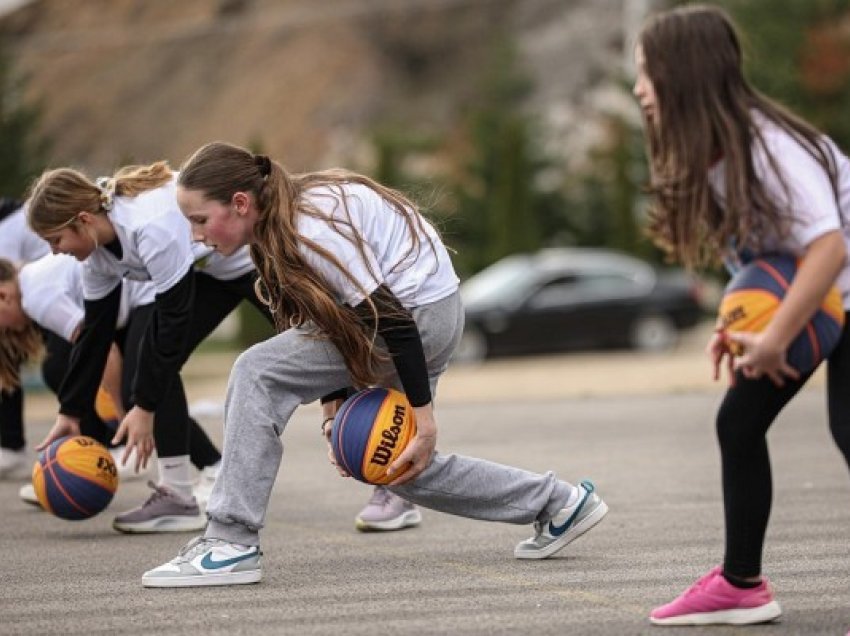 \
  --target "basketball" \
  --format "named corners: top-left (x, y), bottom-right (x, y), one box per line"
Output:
top-left (718, 254), bottom-right (845, 373)
top-left (95, 386), bottom-right (120, 429)
top-left (330, 388), bottom-right (417, 485)
top-left (32, 436), bottom-right (119, 520)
